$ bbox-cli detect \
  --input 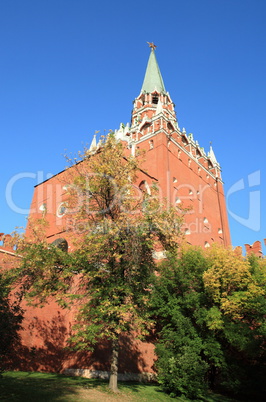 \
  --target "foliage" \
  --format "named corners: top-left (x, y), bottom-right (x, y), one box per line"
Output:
top-left (151, 249), bottom-right (213, 399)
top-left (156, 340), bottom-right (209, 399)
top-left (0, 272), bottom-right (23, 373)
top-left (65, 136), bottom-right (183, 391)
top-left (151, 246), bottom-right (266, 399)
top-left (204, 247), bottom-right (266, 396)
top-left (12, 134), bottom-right (184, 392)
top-left (11, 243), bottom-right (74, 306)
